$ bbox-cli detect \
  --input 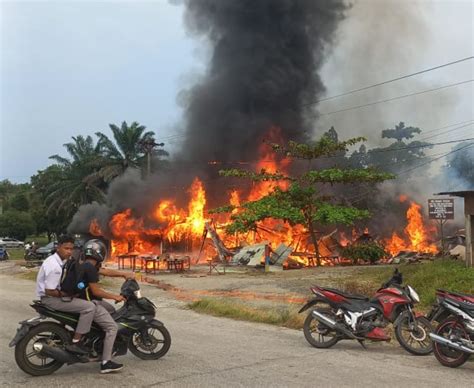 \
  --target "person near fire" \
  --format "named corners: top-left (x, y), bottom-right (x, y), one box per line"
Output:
top-left (77, 240), bottom-right (134, 374)
top-left (36, 235), bottom-right (96, 355)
